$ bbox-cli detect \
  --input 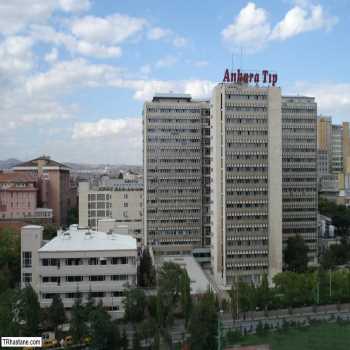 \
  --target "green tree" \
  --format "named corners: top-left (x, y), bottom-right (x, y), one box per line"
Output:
top-left (284, 235), bottom-right (309, 272)
top-left (0, 227), bottom-right (20, 288)
top-left (123, 288), bottom-right (146, 323)
top-left (132, 329), bottom-right (141, 350)
top-left (138, 248), bottom-right (156, 287)
top-left (179, 269), bottom-right (192, 327)
top-left (18, 285), bottom-right (40, 336)
top-left (121, 328), bottom-right (129, 350)
top-left (0, 289), bottom-right (20, 336)
top-left (189, 291), bottom-right (218, 350)
top-left (70, 294), bottom-right (87, 343)
top-left (43, 224), bottom-right (58, 240)
top-left (89, 303), bottom-right (114, 350)
top-left (67, 207), bottom-right (78, 226)
top-left (256, 274), bottom-right (272, 312)
top-left (48, 294), bottom-right (66, 332)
